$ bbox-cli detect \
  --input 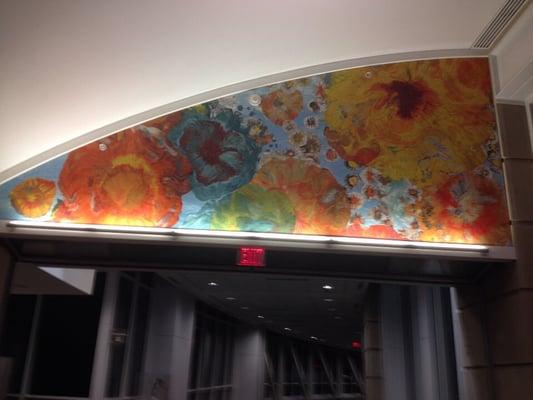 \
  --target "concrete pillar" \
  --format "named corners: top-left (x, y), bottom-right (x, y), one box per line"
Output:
top-left (0, 244), bottom-right (14, 399)
top-left (363, 285), bottom-right (384, 400)
top-left (451, 286), bottom-right (492, 400)
top-left (410, 287), bottom-right (439, 400)
top-left (143, 277), bottom-right (196, 400)
top-left (231, 327), bottom-right (265, 400)
top-left (381, 285), bottom-right (409, 400)
top-left (452, 102), bottom-right (533, 399)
